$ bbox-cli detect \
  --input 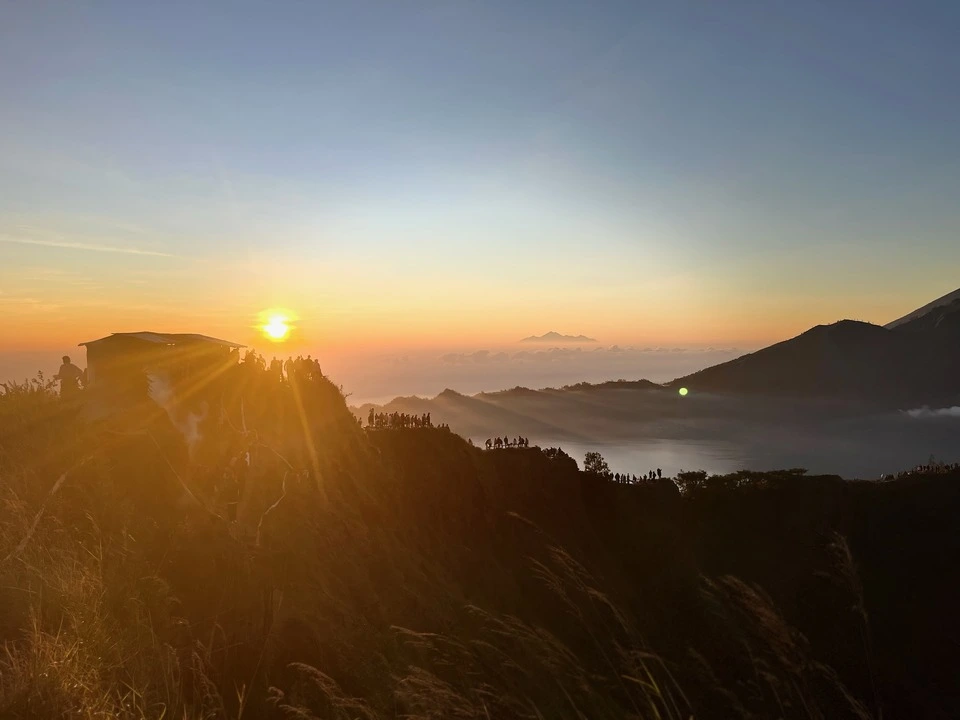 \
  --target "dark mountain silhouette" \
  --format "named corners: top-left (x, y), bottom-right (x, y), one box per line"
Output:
top-left (353, 378), bottom-right (662, 413)
top-left (476, 379), bottom-right (661, 398)
top-left (671, 320), bottom-right (907, 397)
top-left (888, 292), bottom-right (960, 348)
top-left (356, 386), bottom-right (596, 441)
top-left (672, 289), bottom-right (960, 405)
top-left (352, 378), bottom-right (669, 443)
top-left (520, 331), bottom-right (597, 343)
top-left (557, 378), bottom-right (661, 392)
top-left (886, 287), bottom-right (960, 330)
top-left (352, 379), bottom-right (693, 449)
top-left (477, 385), bottom-right (543, 398)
